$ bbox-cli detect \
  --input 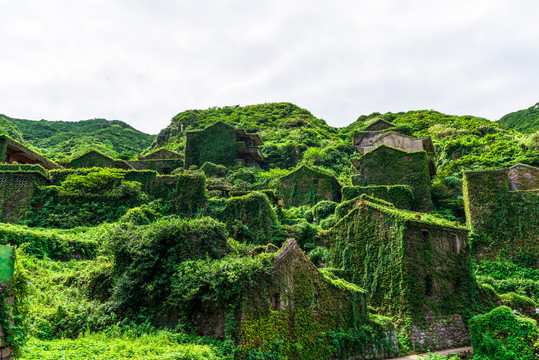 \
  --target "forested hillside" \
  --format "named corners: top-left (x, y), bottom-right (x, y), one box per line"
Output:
top-left (0, 114), bottom-right (155, 161)
top-left (499, 102), bottom-right (539, 133)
